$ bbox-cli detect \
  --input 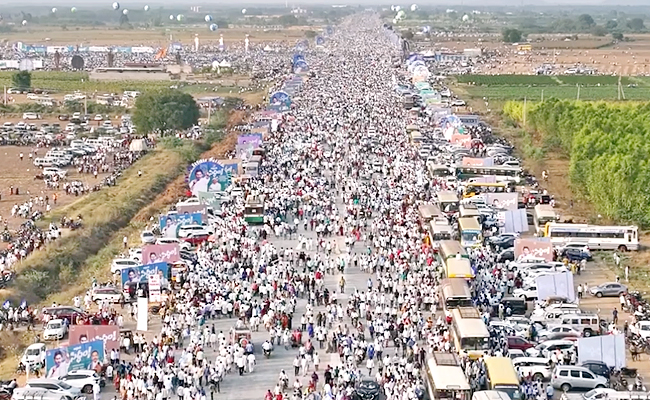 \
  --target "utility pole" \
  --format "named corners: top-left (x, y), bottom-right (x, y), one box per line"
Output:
top-left (576, 84), bottom-right (580, 101)
top-left (523, 96), bottom-right (527, 127)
